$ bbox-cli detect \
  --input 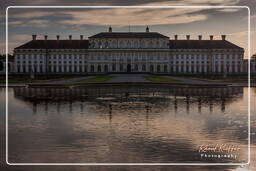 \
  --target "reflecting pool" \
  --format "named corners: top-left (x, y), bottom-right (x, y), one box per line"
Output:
top-left (1, 86), bottom-right (253, 165)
